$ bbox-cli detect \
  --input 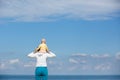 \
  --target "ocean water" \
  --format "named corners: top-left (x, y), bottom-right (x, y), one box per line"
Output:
top-left (0, 75), bottom-right (120, 80)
